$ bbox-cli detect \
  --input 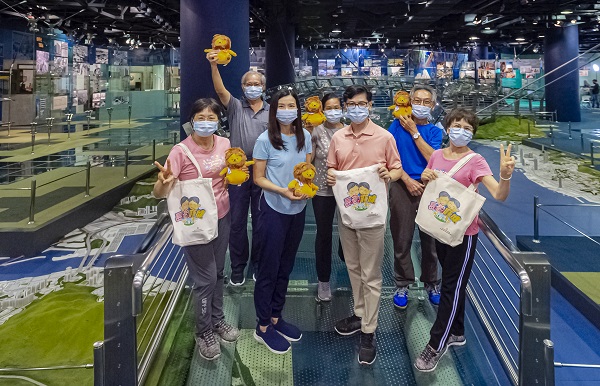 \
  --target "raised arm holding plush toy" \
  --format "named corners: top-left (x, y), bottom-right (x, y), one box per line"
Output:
top-left (220, 147), bottom-right (254, 186)
top-left (204, 34), bottom-right (237, 66)
top-left (288, 162), bottom-right (319, 198)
